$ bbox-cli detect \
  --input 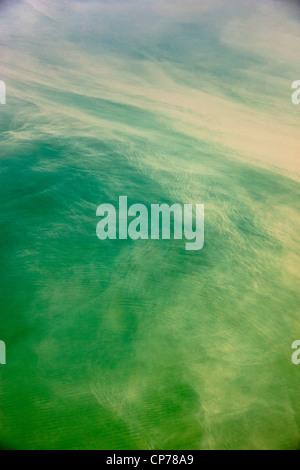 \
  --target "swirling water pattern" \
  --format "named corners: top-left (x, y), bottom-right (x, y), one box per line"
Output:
top-left (0, 0), bottom-right (299, 450)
